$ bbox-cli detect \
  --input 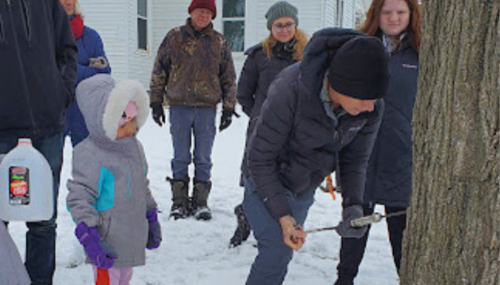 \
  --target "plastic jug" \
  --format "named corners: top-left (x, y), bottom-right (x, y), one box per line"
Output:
top-left (0, 139), bottom-right (54, 221)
